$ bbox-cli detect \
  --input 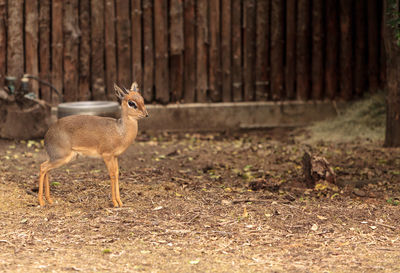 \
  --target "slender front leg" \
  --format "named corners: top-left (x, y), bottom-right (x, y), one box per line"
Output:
top-left (44, 173), bottom-right (53, 204)
top-left (114, 157), bottom-right (123, 207)
top-left (38, 168), bottom-right (46, 206)
top-left (104, 155), bottom-right (118, 207)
